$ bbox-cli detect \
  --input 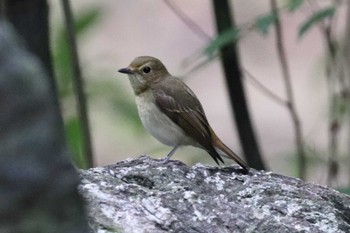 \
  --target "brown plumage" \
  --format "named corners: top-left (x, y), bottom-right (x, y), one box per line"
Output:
top-left (118, 56), bottom-right (249, 172)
